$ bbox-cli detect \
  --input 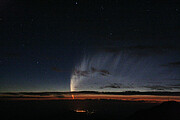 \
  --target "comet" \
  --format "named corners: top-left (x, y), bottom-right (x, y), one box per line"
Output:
top-left (70, 51), bottom-right (180, 92)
